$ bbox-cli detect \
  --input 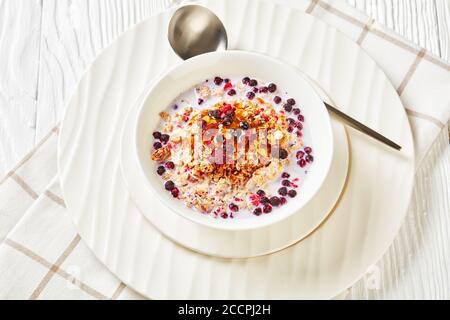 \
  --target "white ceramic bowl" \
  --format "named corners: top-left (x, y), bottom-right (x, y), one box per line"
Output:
top-left (135, 50), bottom-right (333, 231)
